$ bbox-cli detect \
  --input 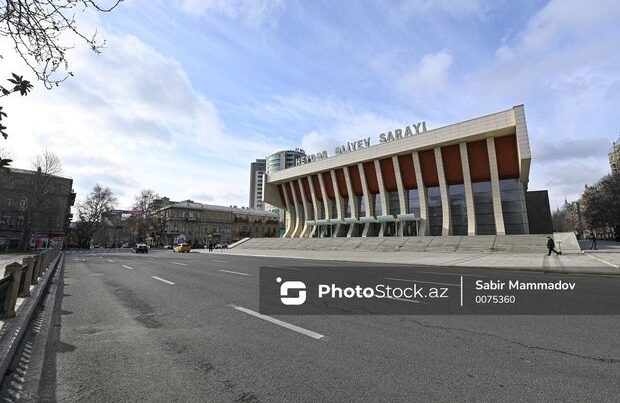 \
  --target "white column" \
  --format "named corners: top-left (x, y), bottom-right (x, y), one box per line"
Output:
top-left (297, 178), bottom-right (311, 238)
top-left (459, 143), bottom-right (476, 235)
top-left (330, 170), bottom-right (344, 219)
top-left (392, 156), bottom-right (407, 236)
top-left (358, 163), bottom-right (372, 216)
top-left (412, 152), bottom-right (429, 236)
top-left (358, 162), bottom-right (372, 237)
top-left (486, 137), bottom-right (506, 235)
top-left (282, 183), bottom-right (295, 238)
top-left (317, 173), bottom-right (331, 220)
top-left (290, 182), bottom-right (303, 238)
top-left (307, 176), bottom-right (320, 238)
top-left (374, 160), bottom-right (389, 237)
top-left (330, 170), bottom-right (344, 237)
top-left (343, 166), bottom-right (358, 218)
top-left (434, 147), bottom-right (451, 236)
